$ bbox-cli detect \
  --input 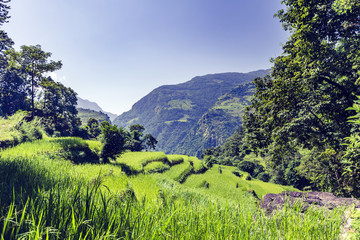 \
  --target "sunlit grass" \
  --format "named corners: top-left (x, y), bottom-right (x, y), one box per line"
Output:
top-left (183, 164), bottom-right (297, 199)
top-left (116, 151), bottom-right (169, 174)
top-left (0, 137), bottom-right (348, 239)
